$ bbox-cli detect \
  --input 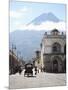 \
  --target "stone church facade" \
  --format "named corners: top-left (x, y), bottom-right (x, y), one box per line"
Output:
top-left (41, 29), bottom-right (66, 73)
